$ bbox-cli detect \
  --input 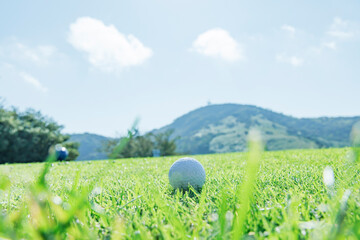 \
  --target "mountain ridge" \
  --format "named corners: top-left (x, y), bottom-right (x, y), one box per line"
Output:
top-left (154, 103), bottom-right (360, 154)
top-left (69, 132), bottom-right (110, 160)
top-left (71, 104), bottom-right (360, 159)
